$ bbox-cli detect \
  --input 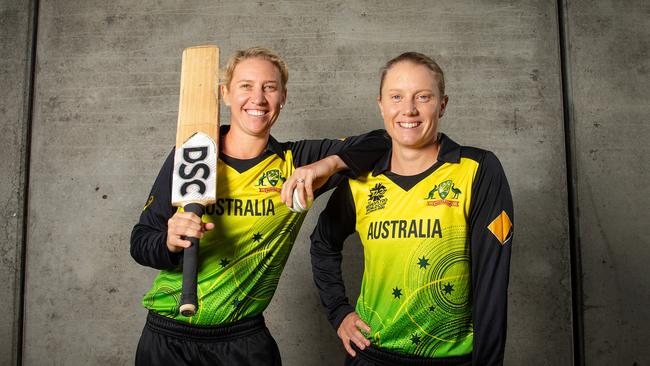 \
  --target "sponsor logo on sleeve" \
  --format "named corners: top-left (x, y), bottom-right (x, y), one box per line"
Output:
top-left (488, 211), bottom-right (513, 245)
top-left (143, 195), bottom-right (154, 211)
